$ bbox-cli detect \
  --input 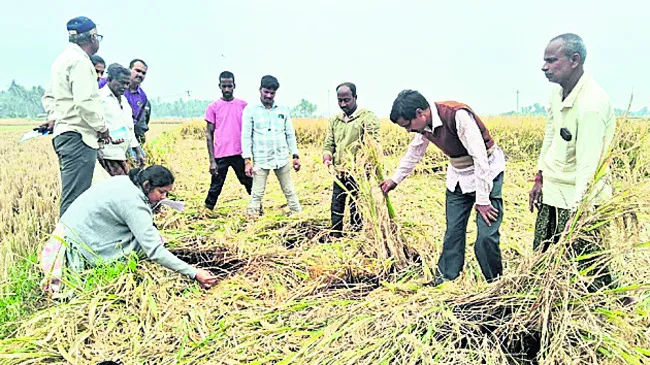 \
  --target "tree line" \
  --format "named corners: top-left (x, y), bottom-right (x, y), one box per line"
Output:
top-left (1, 80), bottom-right (646, 119)
top-left (0, 81), bottom-right (46, 118)
top-left (0, 80), bottom-right (323, 119)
